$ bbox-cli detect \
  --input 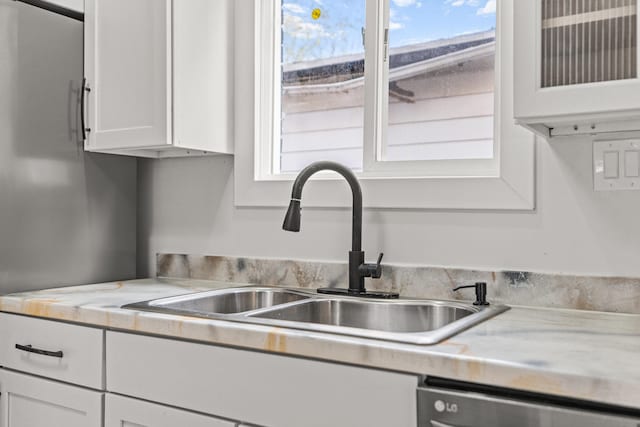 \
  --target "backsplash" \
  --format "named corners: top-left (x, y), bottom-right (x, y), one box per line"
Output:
top-left (157, 254), bottom-right (640, 314)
